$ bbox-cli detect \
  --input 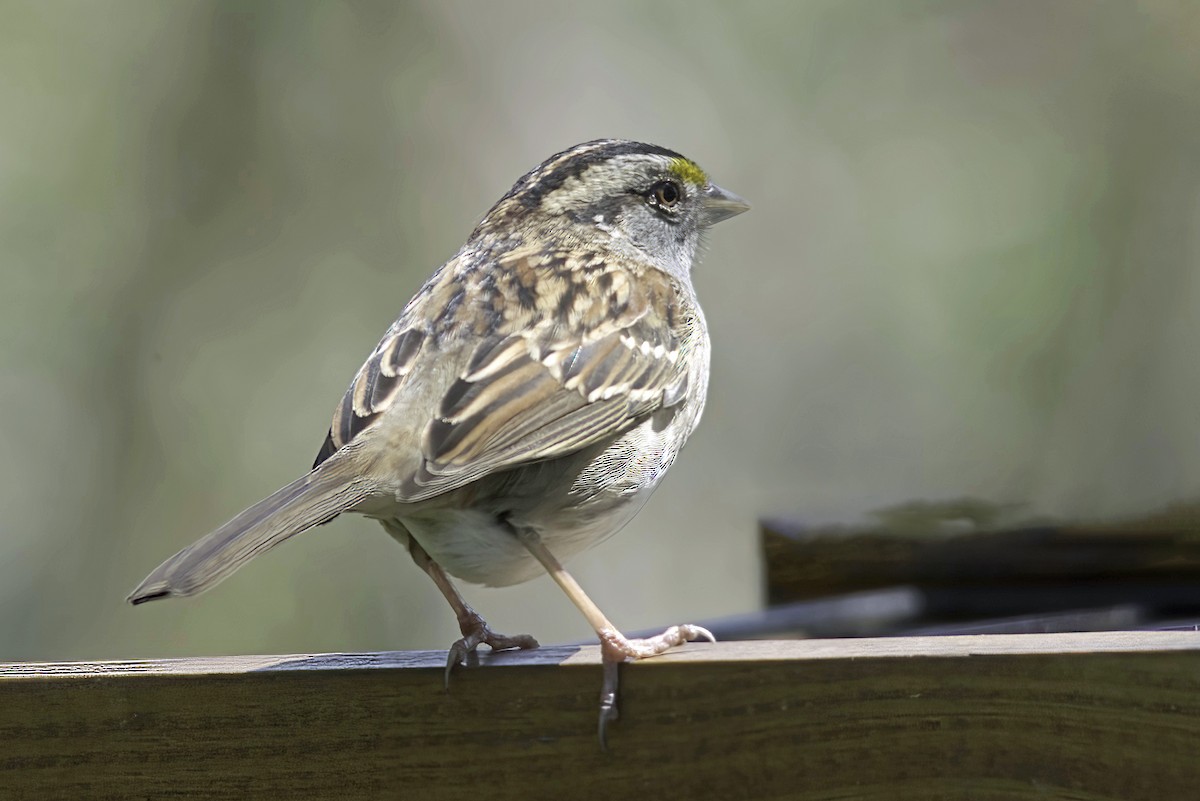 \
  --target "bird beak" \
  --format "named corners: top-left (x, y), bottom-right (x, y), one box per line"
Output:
top-left (700, 183), bottom-right (751, 226)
